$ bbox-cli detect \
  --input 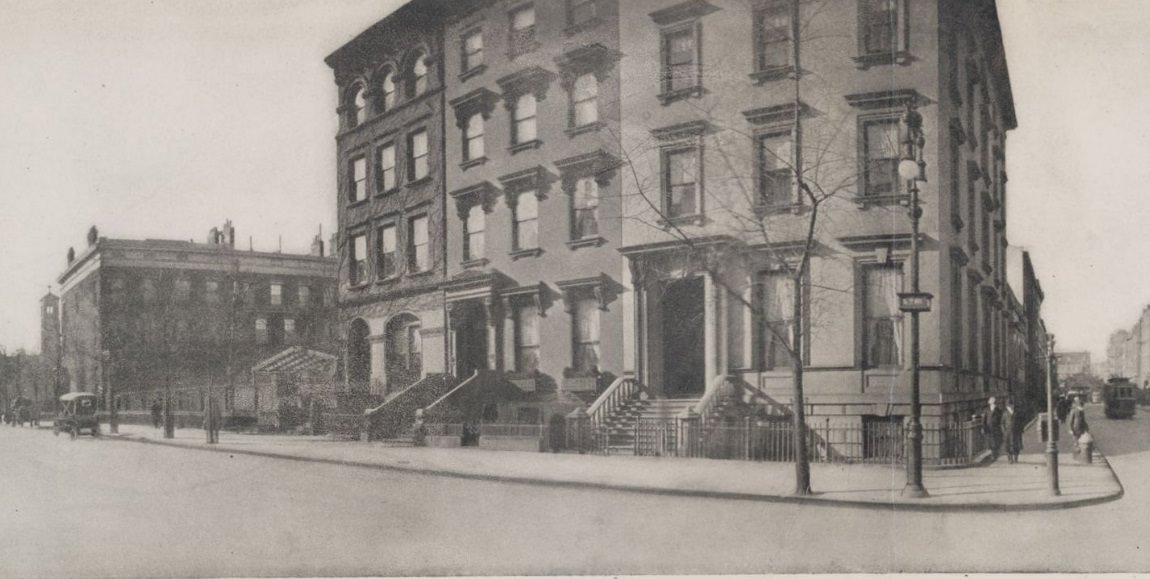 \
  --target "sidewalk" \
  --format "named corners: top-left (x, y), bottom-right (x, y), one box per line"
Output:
top-left (96, 422), bottom-right (1122, 511)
